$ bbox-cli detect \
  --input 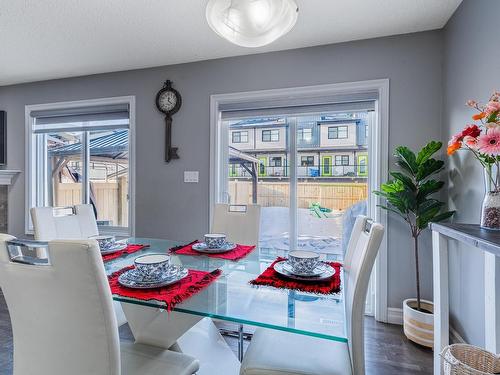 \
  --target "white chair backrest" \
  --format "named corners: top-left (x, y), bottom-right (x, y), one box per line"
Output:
top-left (343, 215), bottom-right (384, 375)
top-left (31, 204), bottom-right (99, 241)
top-left (0, 235), bottom-right (120, 375)
top-left (211, 204), bottom-right (261, 245)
